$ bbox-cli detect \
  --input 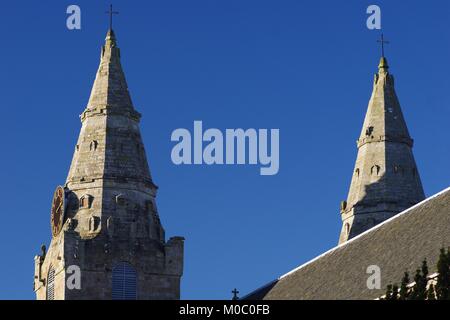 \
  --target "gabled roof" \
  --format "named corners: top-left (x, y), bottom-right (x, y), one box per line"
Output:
top-left (244, 187), bottom-right (450, 300)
